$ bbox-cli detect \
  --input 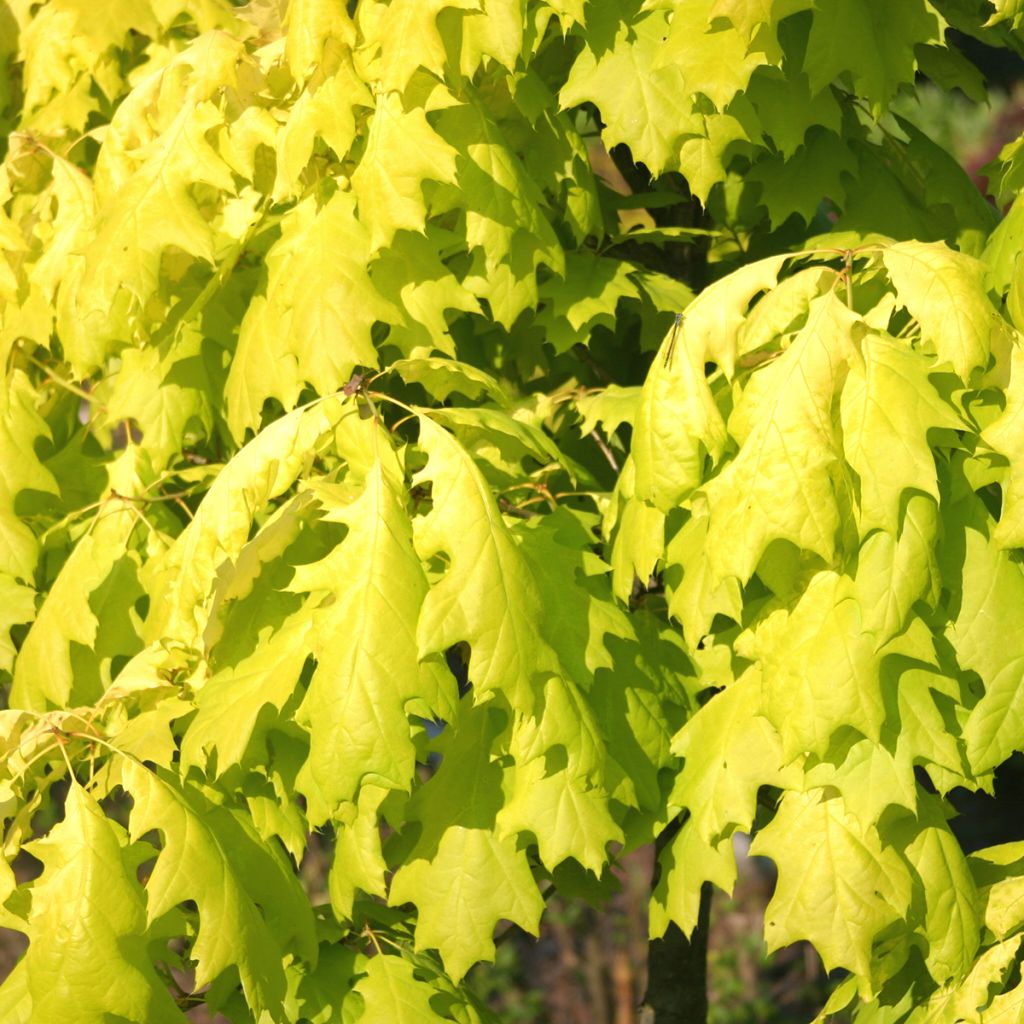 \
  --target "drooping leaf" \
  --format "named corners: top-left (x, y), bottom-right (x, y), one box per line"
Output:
top-left (560, 10), bottom-right (696, 178)
top-left (892, 796), bottom-right (980, 985)
top-left (294, 443), bottom-right (454, 825)
top-left (649, 817), bottom-right (736, 940)
top-left (881, 241), bottom-right (997, 381)
top-left (352, 954), bottom-right (449, 1024)
top-left (955, 513), bottom-right (1024, 775)
top-left (226, 191), bottom-right (391, 439)
top-left (670, 671), bottom-right (799, 843)
top-left (632, 315), bottom-right (727, 512)
top-left (0, 370), bottom-right (58, 582)
top-left (413, 416), bottom-right (561, 709)
top-left (11, 502), bottom-right (143, 711)
top-left (750, 788), bottom-right (913, 991)
top-left (20, 785), bottom-right (184, 1024)
top-left (984, 340), bottom-right (1024, 547)
top-left (804, 0), bottom-right (940, 115)
top-left (389, 703), bottom-right (544, 981)
top-left (841, 334), bottom-right (962, 534)
top-left (702, 293), bottom-right (857, 588)
top-left (351, 91), bottom-right (459, 253)
top-left (57, 99), bottom-right (236, 374)
top-left (119, 760), bottom-right (316, 1017)
top-left (144, 398), bottom-right (347, 648)
top-left (180, 608), bottom-right (314, 777)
